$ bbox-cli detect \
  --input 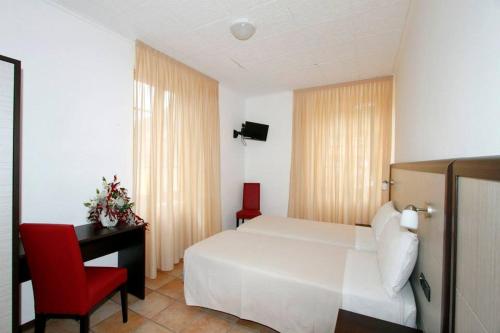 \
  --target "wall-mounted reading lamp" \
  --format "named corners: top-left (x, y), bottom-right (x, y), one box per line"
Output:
top-left (400, 204), bottom-right (434, 230)
top-left (381, 180), bottom-right (395, 191)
